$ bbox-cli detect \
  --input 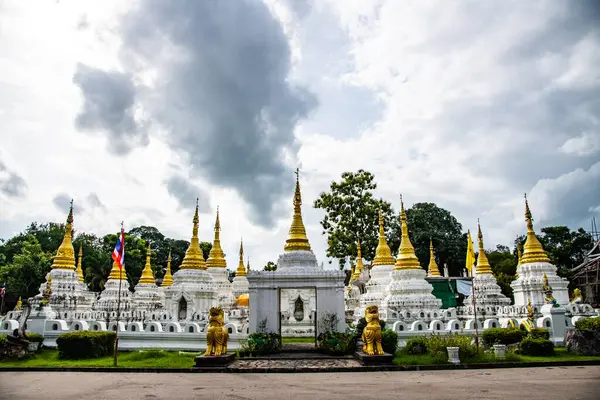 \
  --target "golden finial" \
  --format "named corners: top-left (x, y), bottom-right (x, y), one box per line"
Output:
top-left (284, 168), bottom-right (312, 252)
top-left (352, 239), bottom-right (366, 280)
top-left (51, 199), bottom-right (76, 270)
top-left (394, 195), bottom-right (421, 270)
top-left (179, 198), bottom-right (207, 270)
top-left (236, 238), bottom-right (247, 277)
top-left (427, 238), bottom-right (441, 276)
top-left (246, 257), bottom-right (250, 273)
top-left (75, 245), bottom-right (84, 282)
top-left (138, 242), bottom-right (156, 284)
top-left (206, 206), bottom-right (227, 268)
top-left (108, 261), bottom-right (127, 280)
top-left (161, 249), bottom-right (174, 286)
top-left (521, 194), bottom-right (550, 264)
top-left (372, 202), bottom-right (395, 266)
top-left (475, 219), bottom-right (493, 274)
